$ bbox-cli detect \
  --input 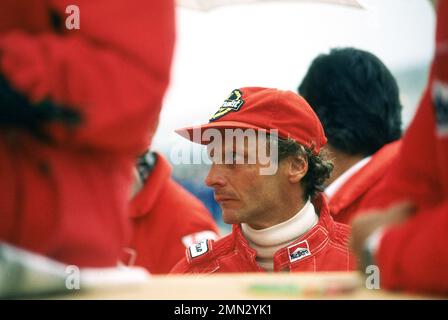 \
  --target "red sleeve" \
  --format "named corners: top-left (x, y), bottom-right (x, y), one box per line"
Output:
top-left (370, 2), bottom-right (448, 294)
top-left (376, 202), bottom-right (448, 294)
top-left (0, 0), bottom-right (175, 154)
